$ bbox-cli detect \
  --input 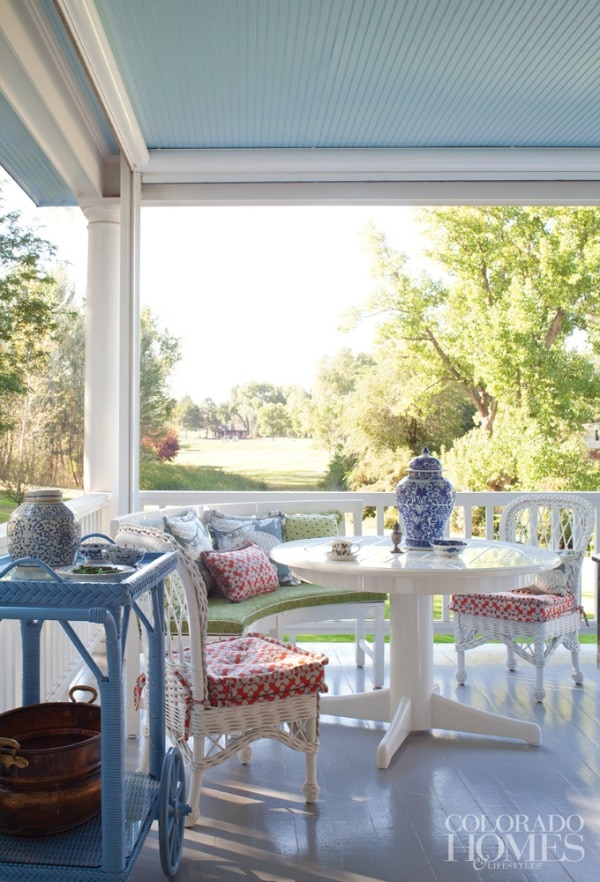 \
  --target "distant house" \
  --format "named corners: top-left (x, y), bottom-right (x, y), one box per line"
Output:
top-left (216, 423), bottom-right (248, 440)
